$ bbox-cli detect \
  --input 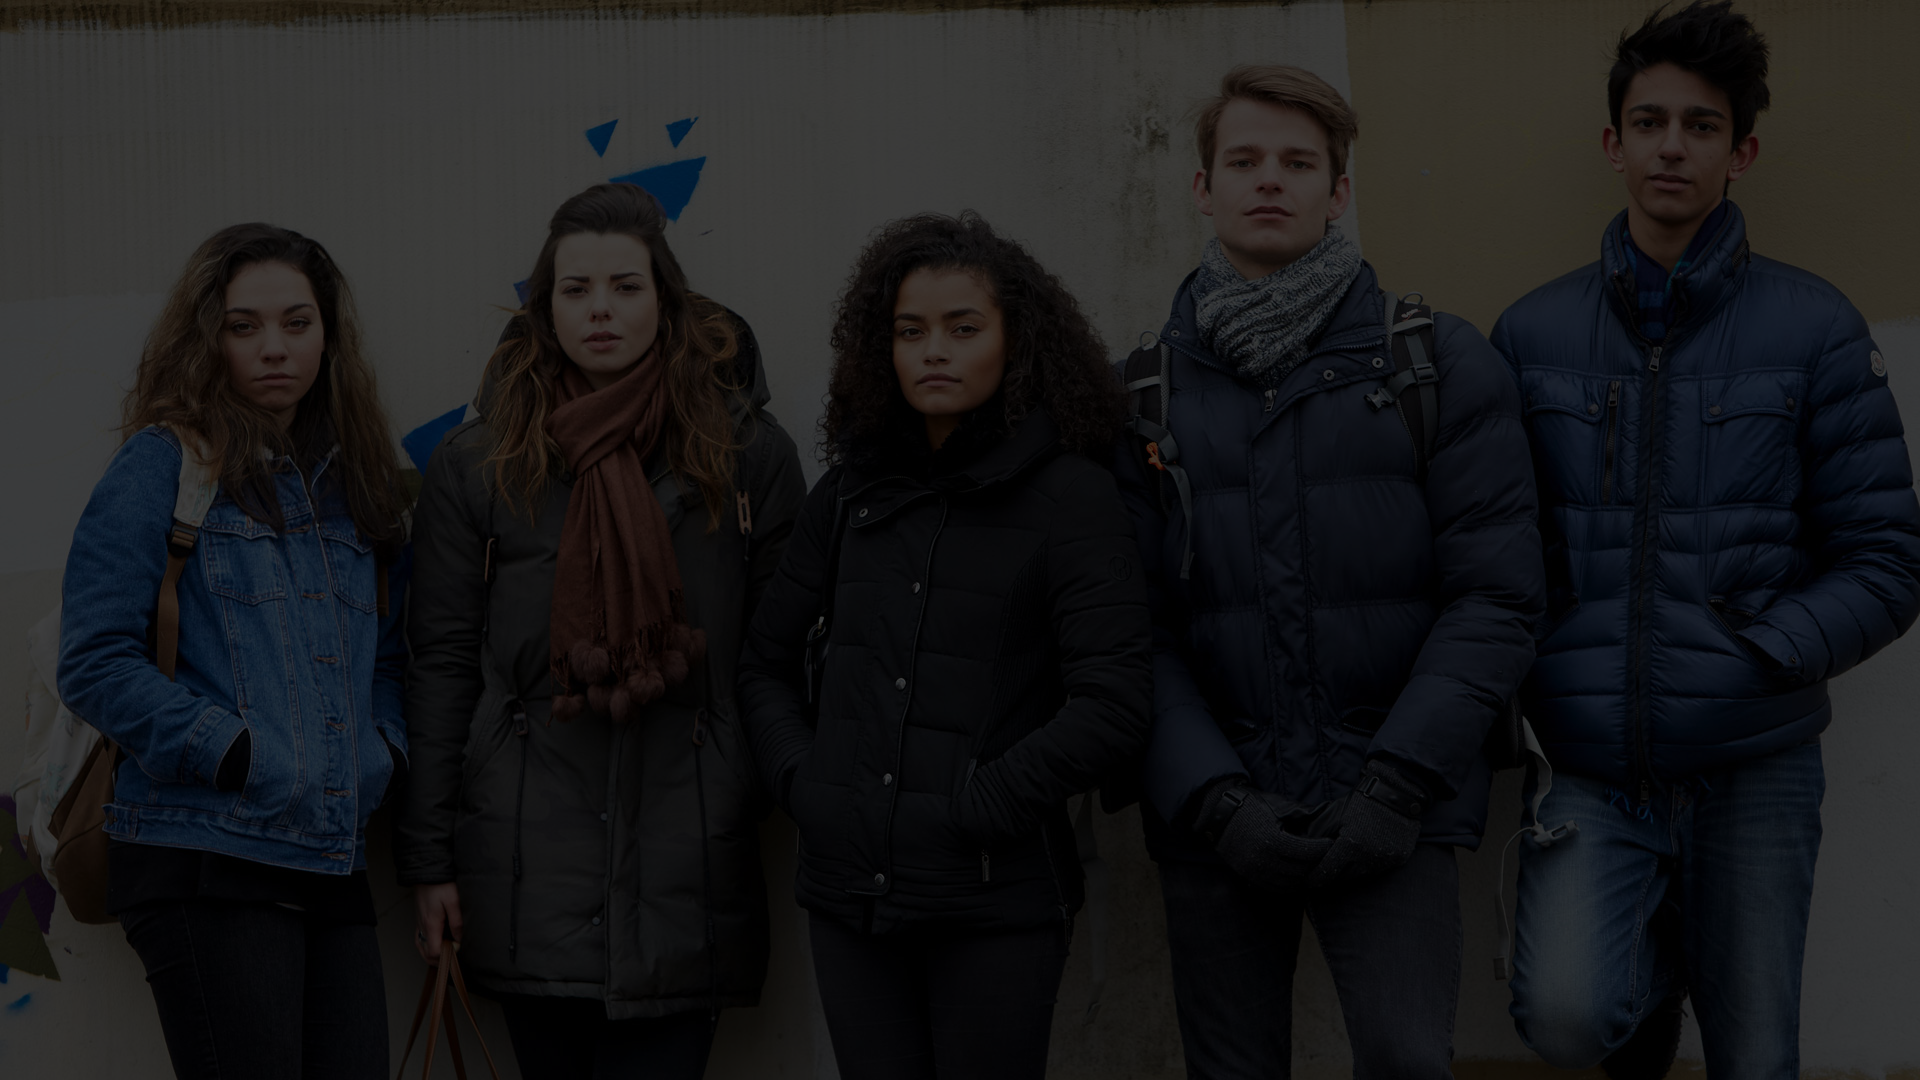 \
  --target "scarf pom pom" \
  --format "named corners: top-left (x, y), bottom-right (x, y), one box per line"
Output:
top-left (609, 685), bottom-right (634, 724)
top-left (662, 649), bottom-right (689, 685)
top-left (581, 647), bottom-right (612, 686)
top-left (641, 669), bottom-right (666, 702)
top-left (553, 694), bottom-right (585, 723)
top-left (587, 683), bottom-right (612, 715)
